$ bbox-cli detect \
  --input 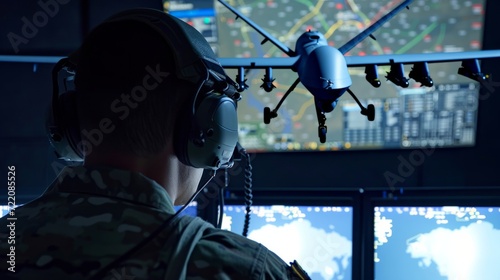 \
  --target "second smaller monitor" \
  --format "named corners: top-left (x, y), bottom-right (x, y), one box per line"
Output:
top-left (173, 201), bottom-right (198, 217)
top-left (222, 204), bottom-right (353, 280)
top-left (374, 205), bottom-right (500, 280)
